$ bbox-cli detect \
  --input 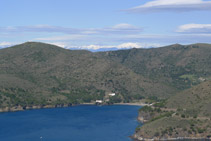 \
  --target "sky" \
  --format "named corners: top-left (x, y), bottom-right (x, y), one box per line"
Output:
top-left (1, 0), bottom-right (211, 50)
